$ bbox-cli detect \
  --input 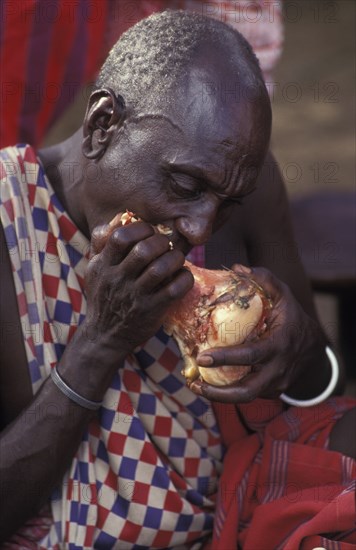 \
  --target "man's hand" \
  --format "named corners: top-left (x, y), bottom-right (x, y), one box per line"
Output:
top-left (190, 266), bottom-right (328, 403)
top-left (84, 220), bottom-right (194, 355)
